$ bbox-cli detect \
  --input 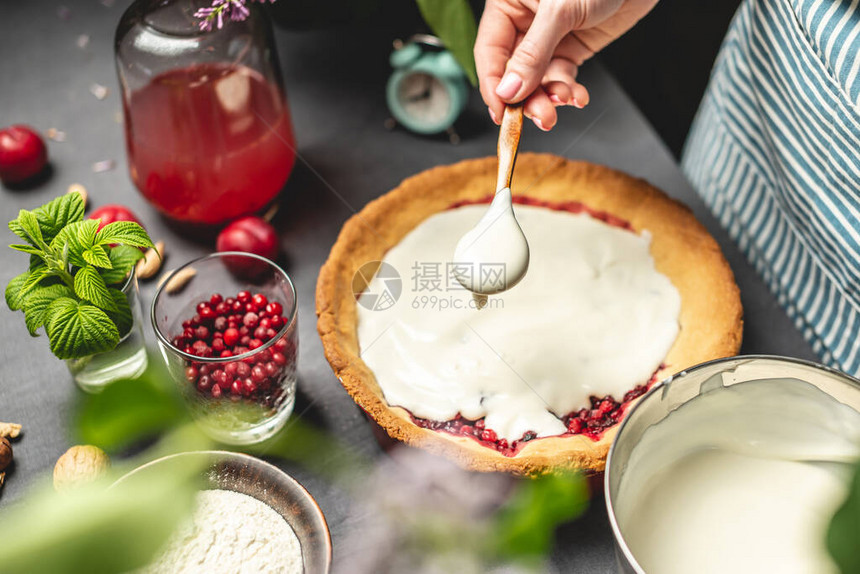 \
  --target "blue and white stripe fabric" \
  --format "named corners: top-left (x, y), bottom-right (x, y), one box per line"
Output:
top-left (683, 0), bottom-right (860, 374)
